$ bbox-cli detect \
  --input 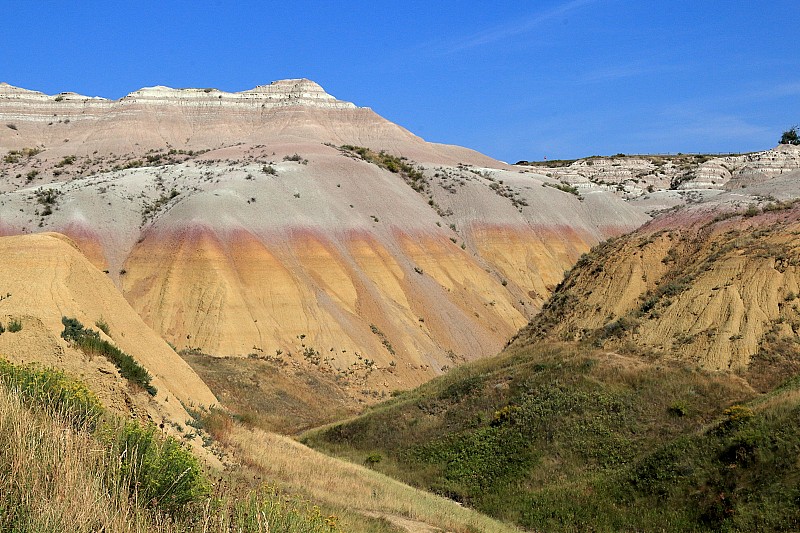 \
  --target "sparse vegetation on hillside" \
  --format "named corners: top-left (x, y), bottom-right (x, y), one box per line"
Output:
top-left (304, 341), bottom-right (800, 531)
top-left (3, 146), bottom-right (41, 163)
top-left (141, 189), bottom-right (180, 224)
top-left (61, 316), bottom-right (156, 396)
top-left (283, 153), bottom-right (308, 164)
top-left (35, 187), bottom-right (61, 216)
top-left (338, 145), bottom-right (454, 216)
top-left (543, 181), bottom-right (581, 197)
top-left (515, 157), bottom-right (581, 167)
